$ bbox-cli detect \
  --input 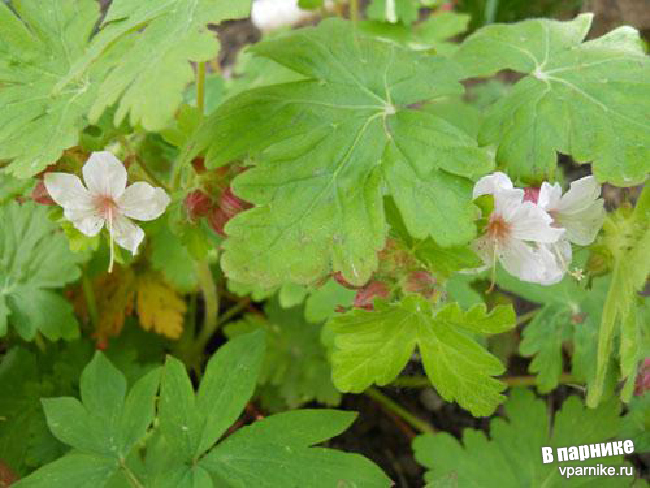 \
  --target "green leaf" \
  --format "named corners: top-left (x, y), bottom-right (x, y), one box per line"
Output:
top-left (589, 187), bottom-right (650, 407)
top-left (0, 0), bottom-right (118, 177)
top-left (195, 328), bottom-right (265, 454)
top-left (69, 0), bottom-right (252, 130)
top-left (42, 354), bottom-right (160, 459)
top-left (13, 454), bottom-right (119, 488)
top-left (454, 13), bottom-right (650, 185)
top-left (190, 19), bottom-right (491, 288)
top-left (0, 202), bottom-right (83, 340)
top-left (413, 389), bottom-right (629, 487)
top-left (325, 296), bottom-right (515, 415)
top-left (158, 330), bottom-right (265, 459)
top-left (200, 410), bottom-right (391, 488)
top-left (225, 301), bottom-right (341, 410)
top-left (16, 353), bottom-right (160, 488)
